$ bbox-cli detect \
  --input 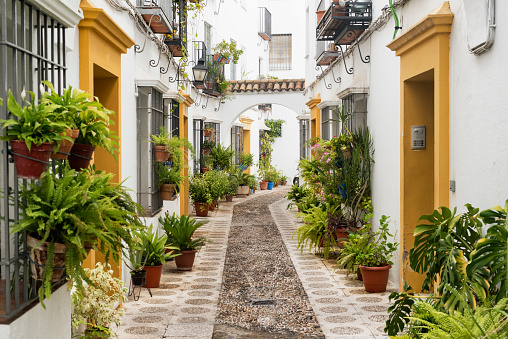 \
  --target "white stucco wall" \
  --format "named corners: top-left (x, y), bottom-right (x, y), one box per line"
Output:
top-left (0, 286), bottom-right (71, 339)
